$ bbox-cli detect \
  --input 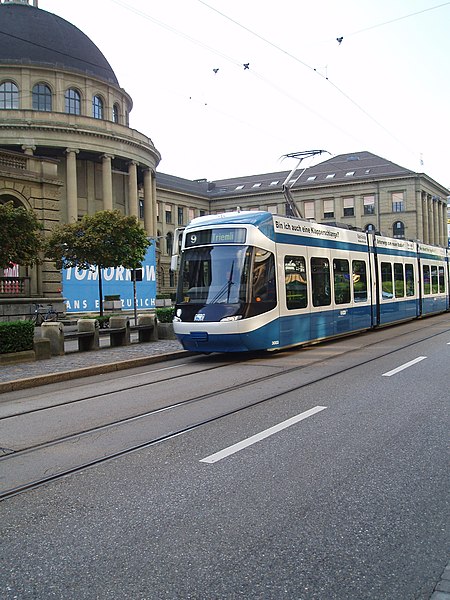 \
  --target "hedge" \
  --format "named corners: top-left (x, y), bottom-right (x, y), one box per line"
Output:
top-left (0, 320), bottom-right (35, 354)
top-left (155, 306), bottom-right (175, 323)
